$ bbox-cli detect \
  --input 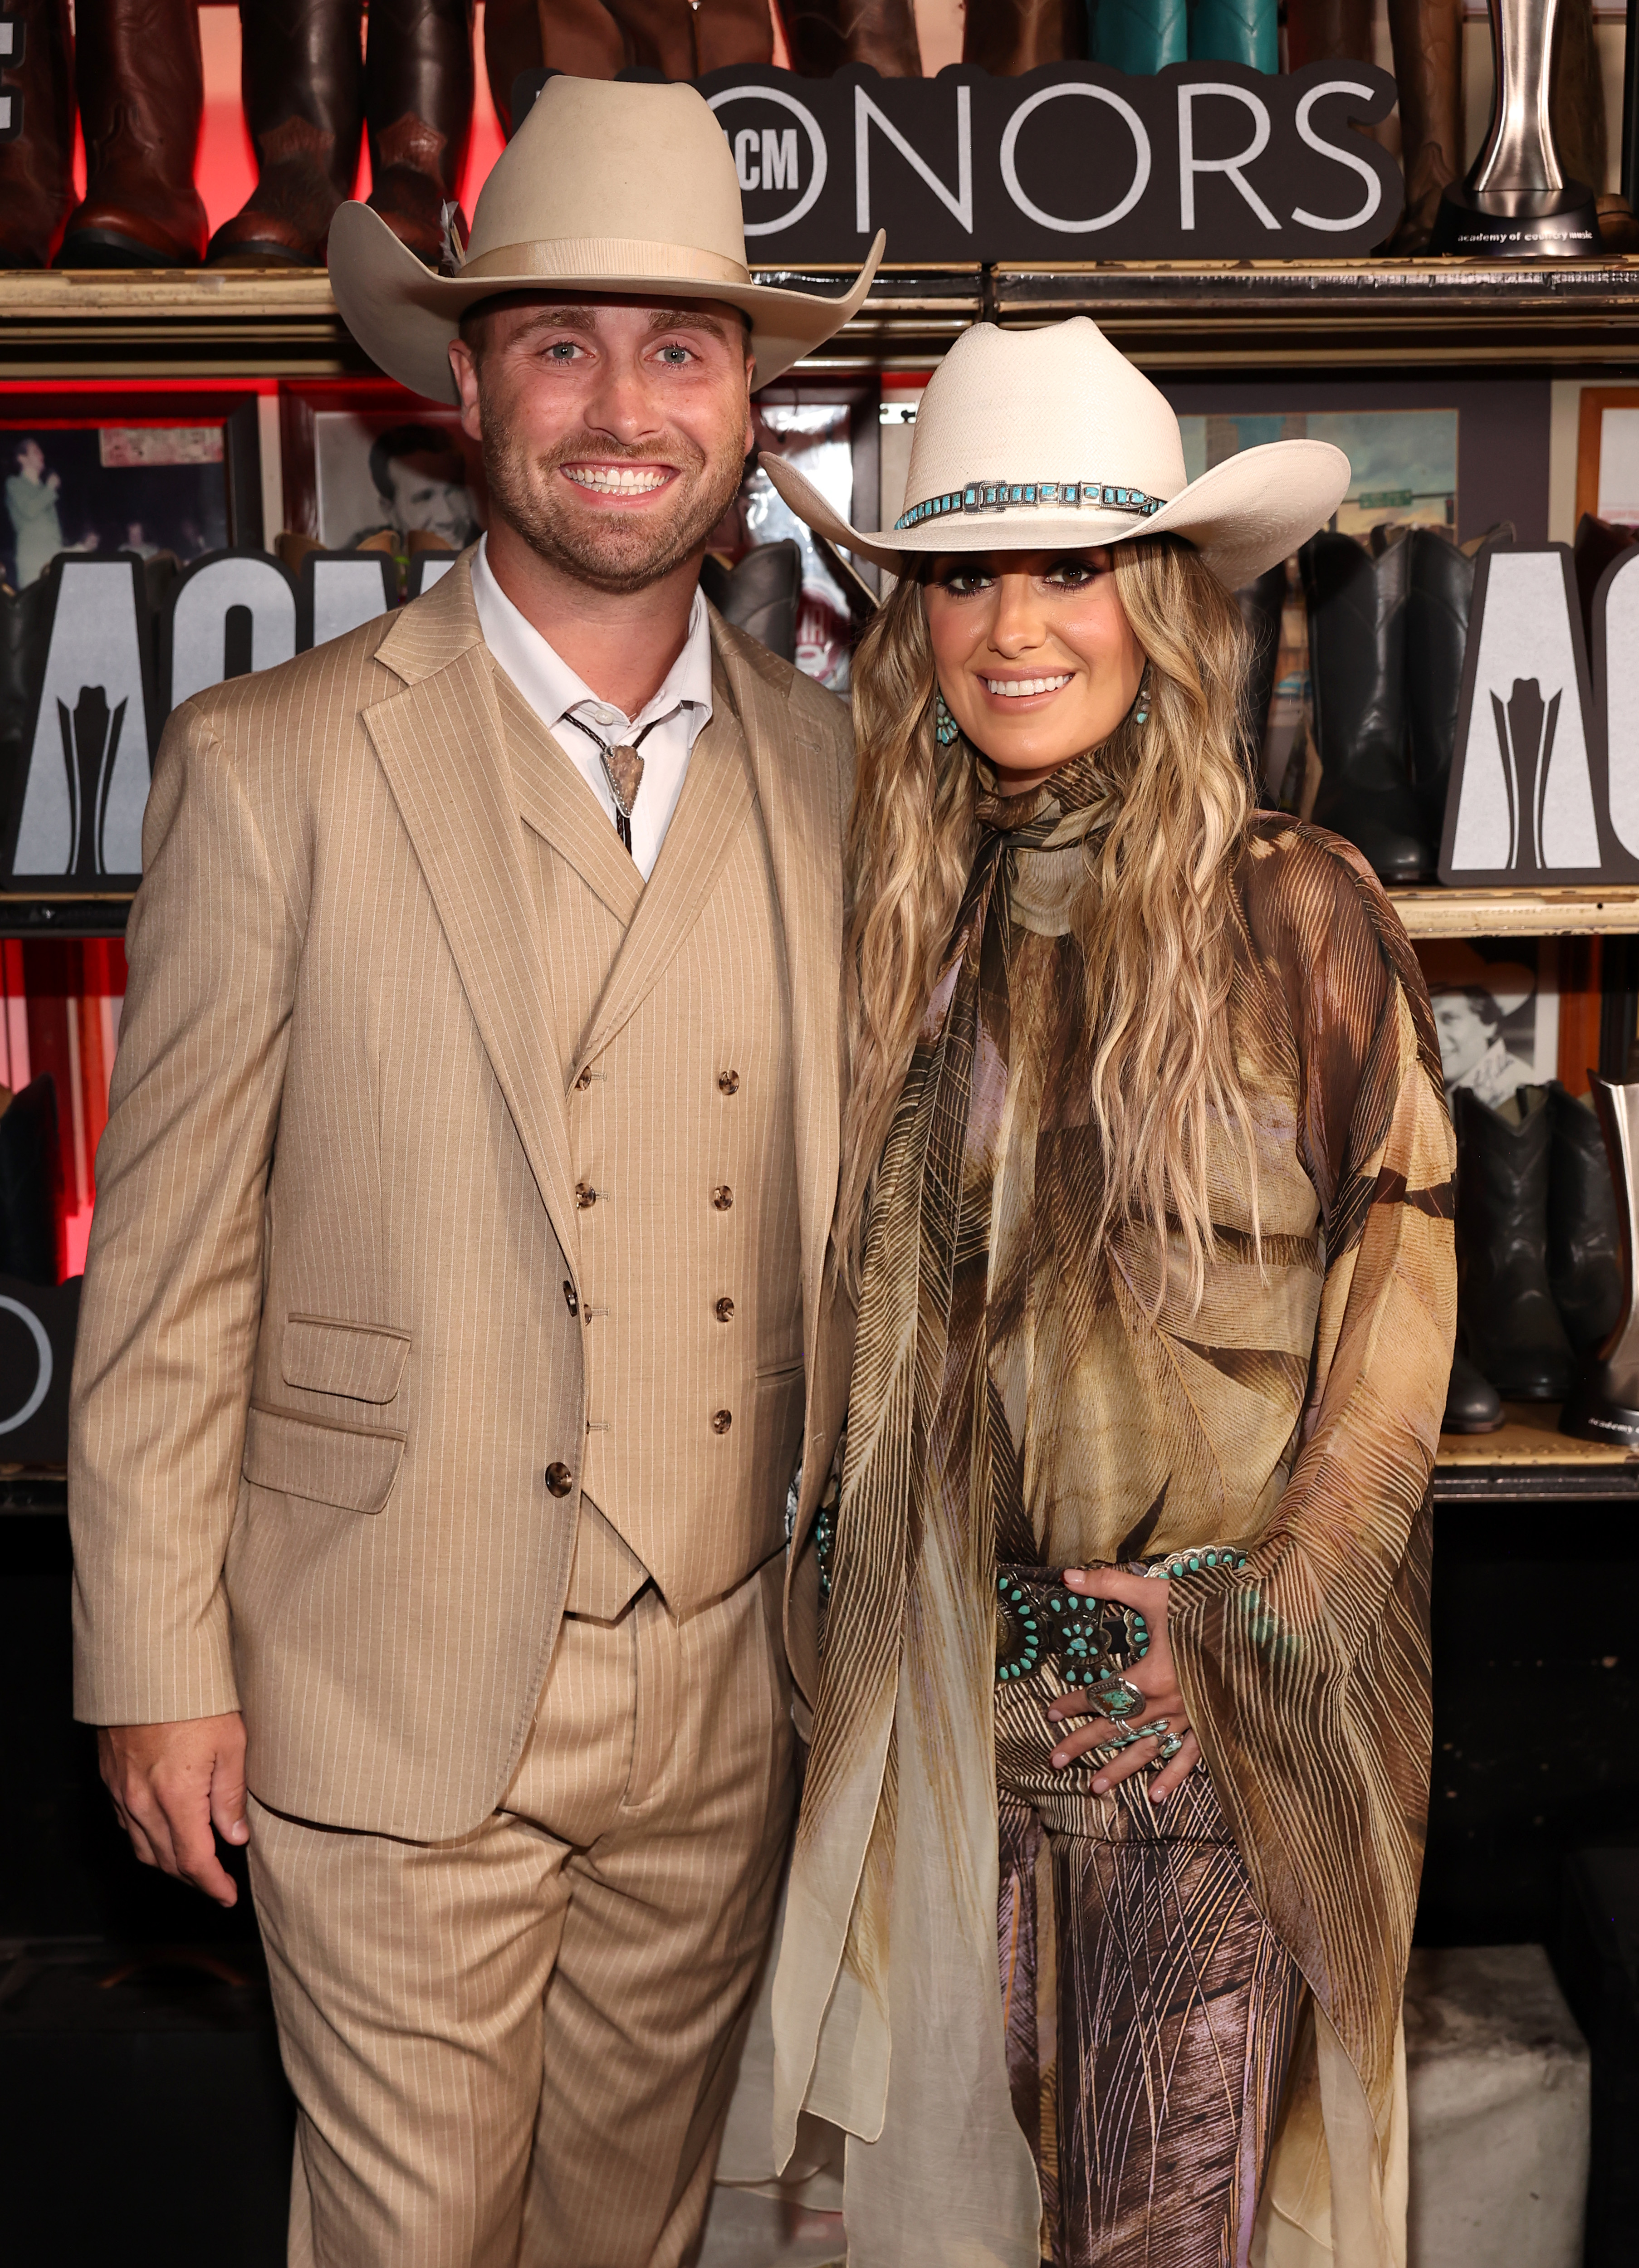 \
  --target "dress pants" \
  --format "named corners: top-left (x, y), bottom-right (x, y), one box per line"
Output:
top-left (248, 1557), bottom-right (796, 2268)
